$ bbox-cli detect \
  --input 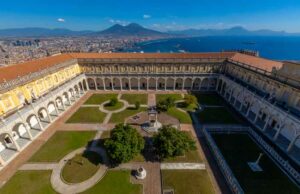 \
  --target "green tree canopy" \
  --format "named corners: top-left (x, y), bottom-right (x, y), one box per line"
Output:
top-left (157, 97), bottom-right (176, 112)
top-left (153, 125), bottom-right (196, 159)
top-left (104, 124), bottom-right (145, 164)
